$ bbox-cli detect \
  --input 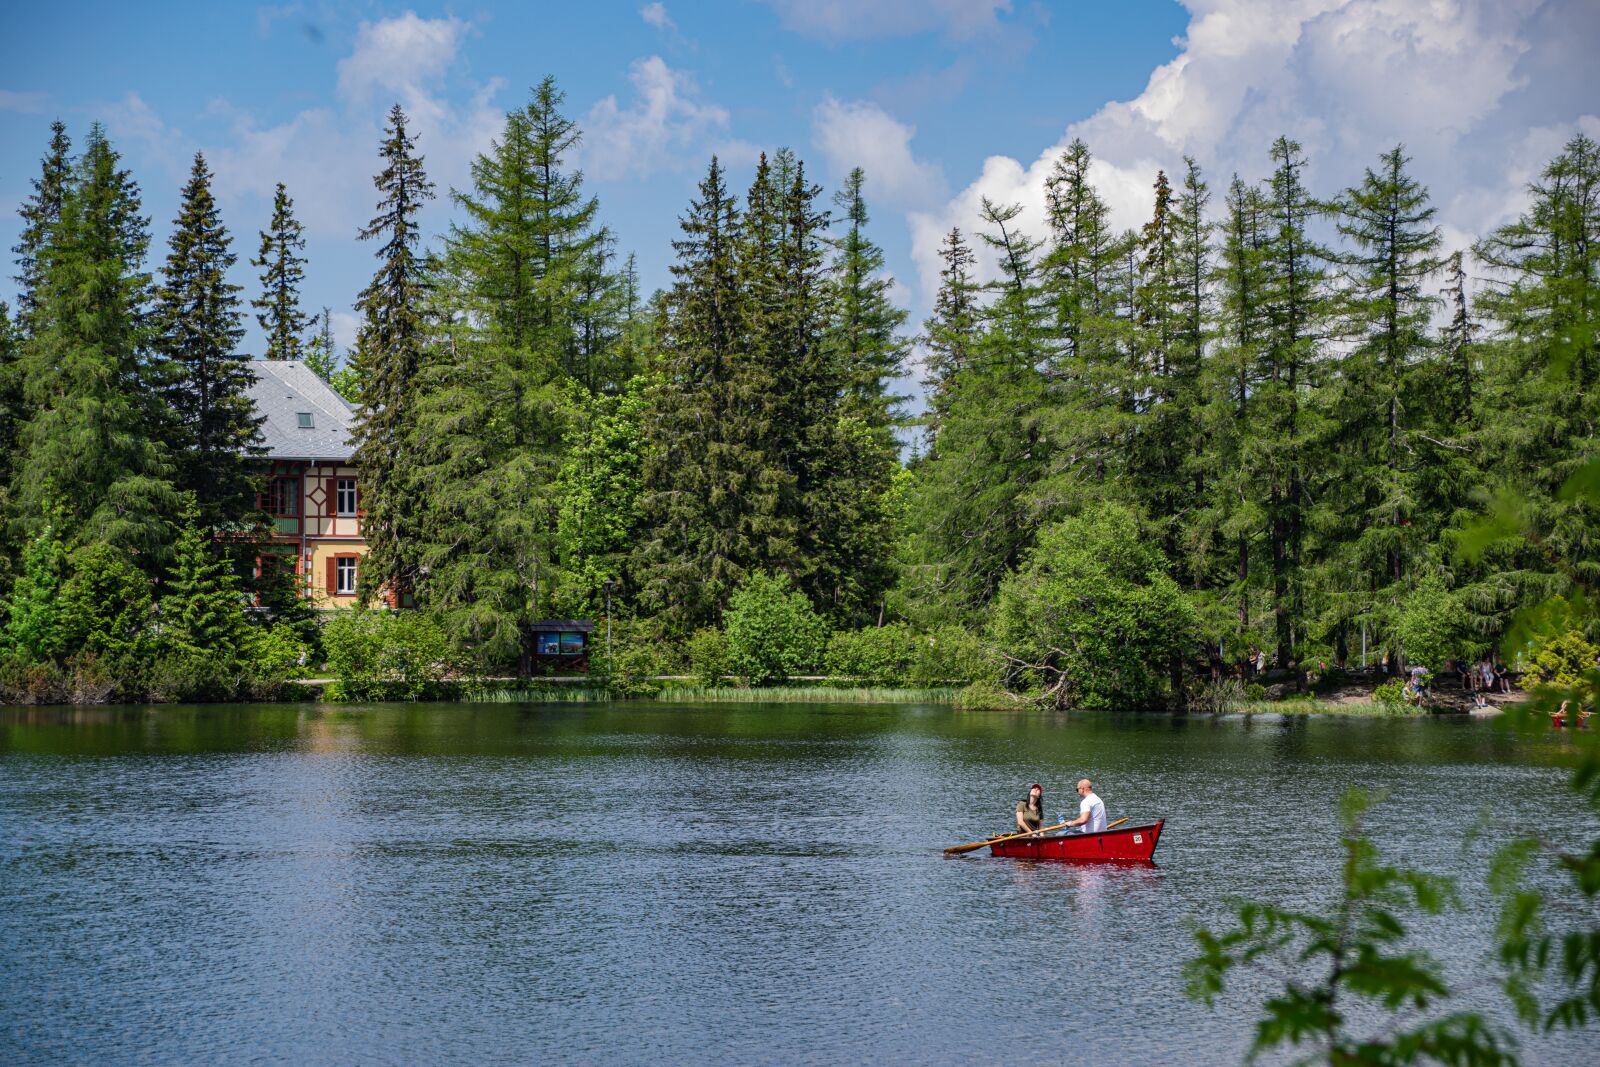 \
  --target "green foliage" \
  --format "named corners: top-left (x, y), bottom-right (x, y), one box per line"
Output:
top-left (57, 542), bottom-right (153, 664)
top-left (554, 380), bottom-right (646, 616)
top-left (722, 572), bottom-right (828, 685)
top-left (1187, 788), bottom-right (1516, 1065)
top-left (1528, 629), bottom-right (1599, 688)
top-left (0, 525), bottom-right (67, 661)
top-left (992, 504), bottom-right (1196, 710)
top-left (686, 627), bottom-right (729, 686)
top-left (251, 182), bottom-right (309, 361)
top-left (1394, 576), bottom-right (1467, 672)
top-left (1374, 679), bottom-right (1408, 708)
top-left (160, 501), bottom-right (251, 663)
top-left (322, 610), bottom-right (452, 701)
top-left (826, 623), bottom-right (922, 685)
